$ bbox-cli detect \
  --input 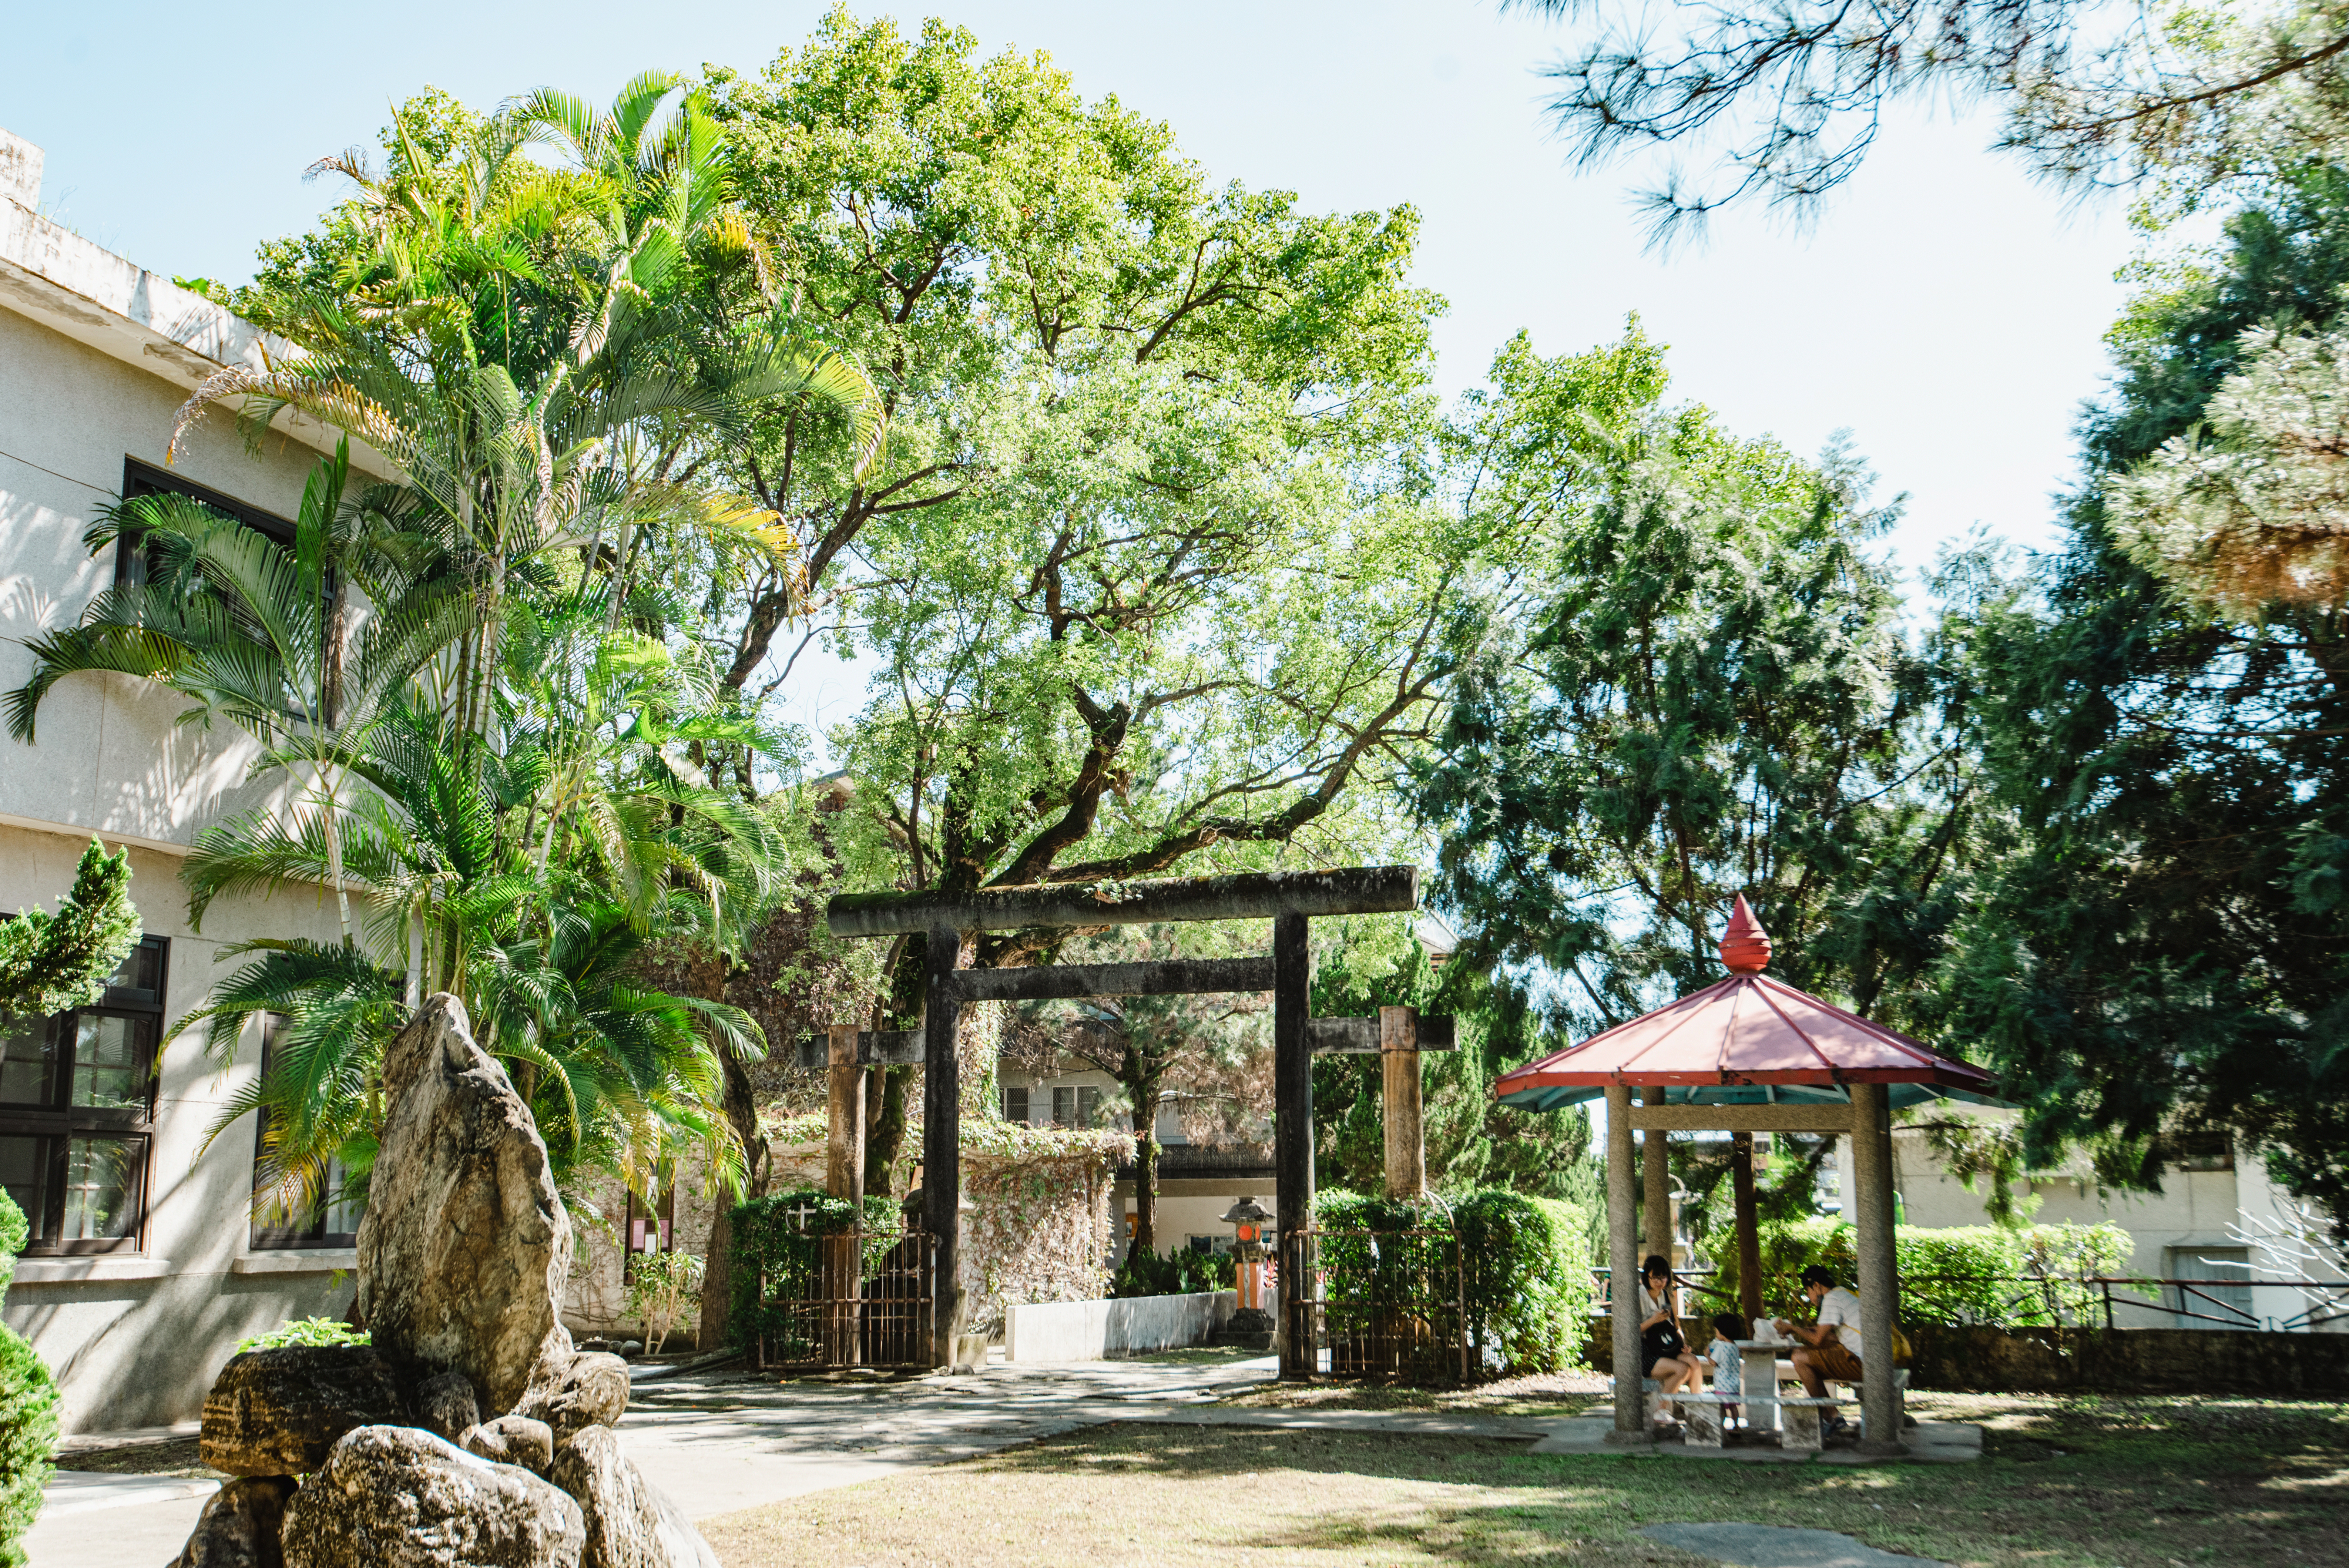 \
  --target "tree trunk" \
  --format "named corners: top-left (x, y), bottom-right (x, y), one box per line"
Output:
top-left (695, 1039), bottom-right (763, 1351)
top-left (1126, 1075), bottom-right (1162, 1257)
top-left (865, 1065), bottom-right (908, 1196)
